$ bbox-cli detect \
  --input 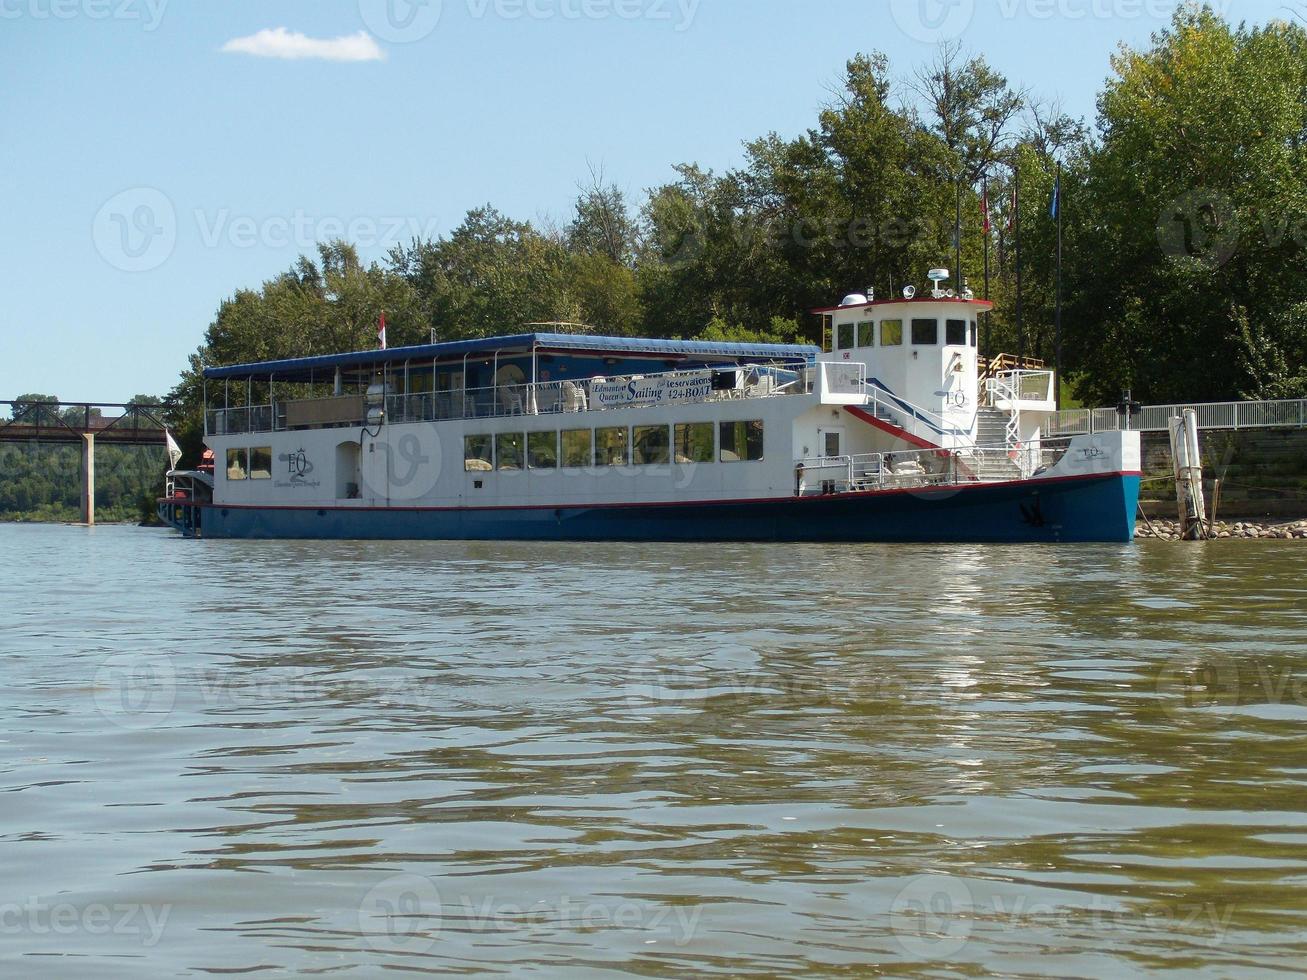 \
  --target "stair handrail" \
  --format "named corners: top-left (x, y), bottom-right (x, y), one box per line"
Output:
top-left (865, 380), bottom-right (969, 439)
